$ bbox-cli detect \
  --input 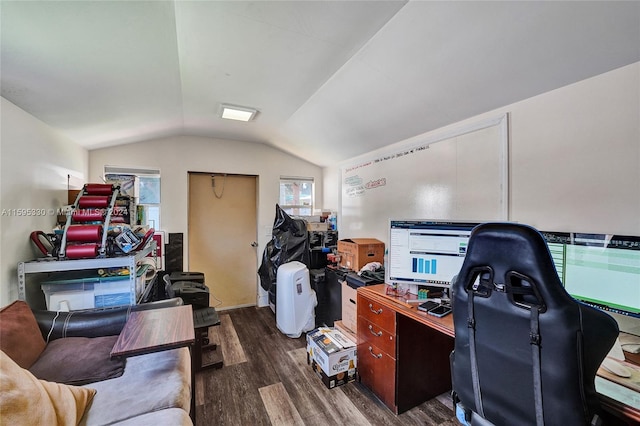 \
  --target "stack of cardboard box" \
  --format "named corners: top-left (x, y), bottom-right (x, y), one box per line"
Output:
top-left (306, 327), bottom-right (357, 389)
top-left (336, 238), bottom-right (385, 334)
